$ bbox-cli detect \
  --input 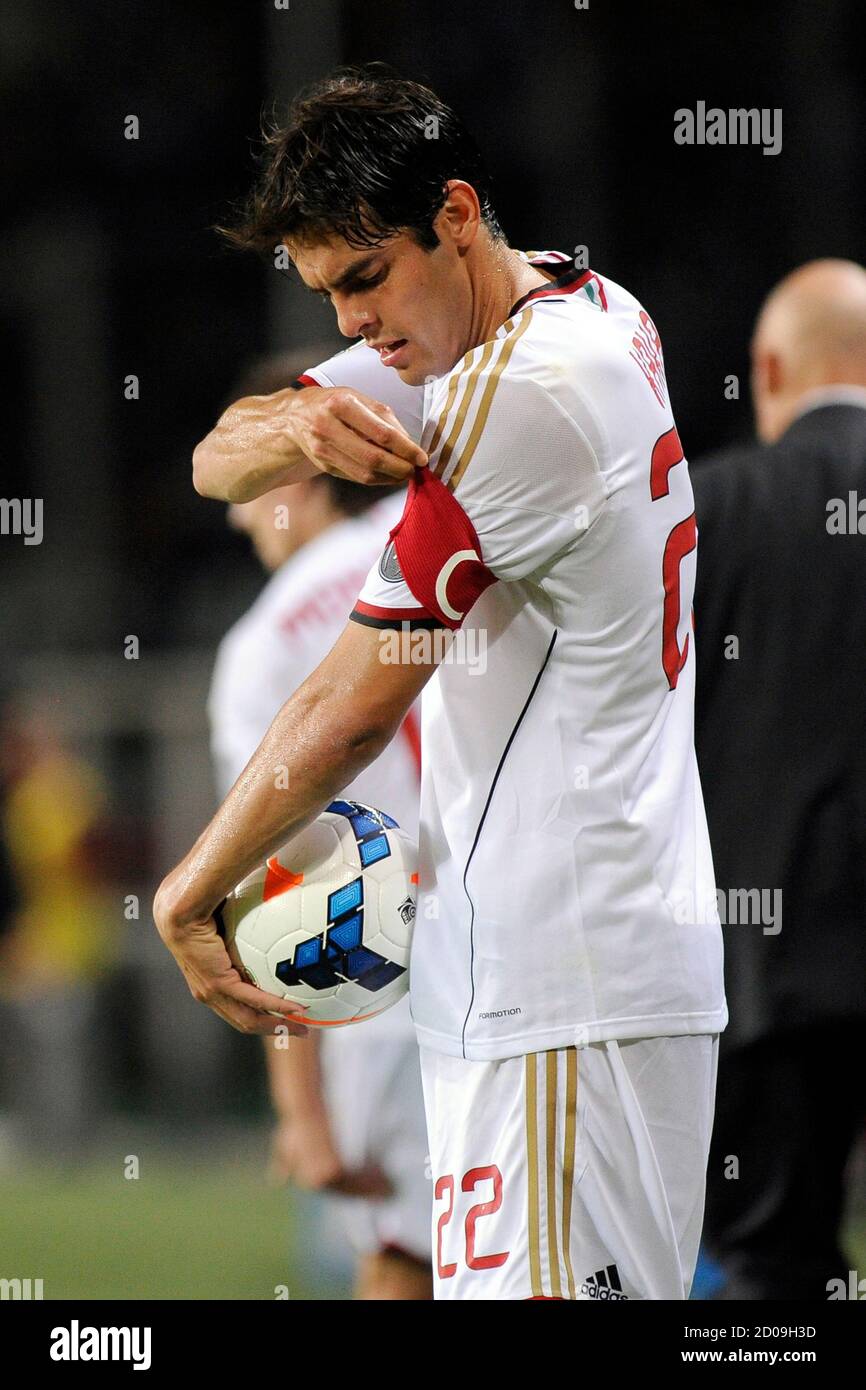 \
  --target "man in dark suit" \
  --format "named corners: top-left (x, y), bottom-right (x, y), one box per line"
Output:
top-left (692, 259), bottom-right (866, 1300)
